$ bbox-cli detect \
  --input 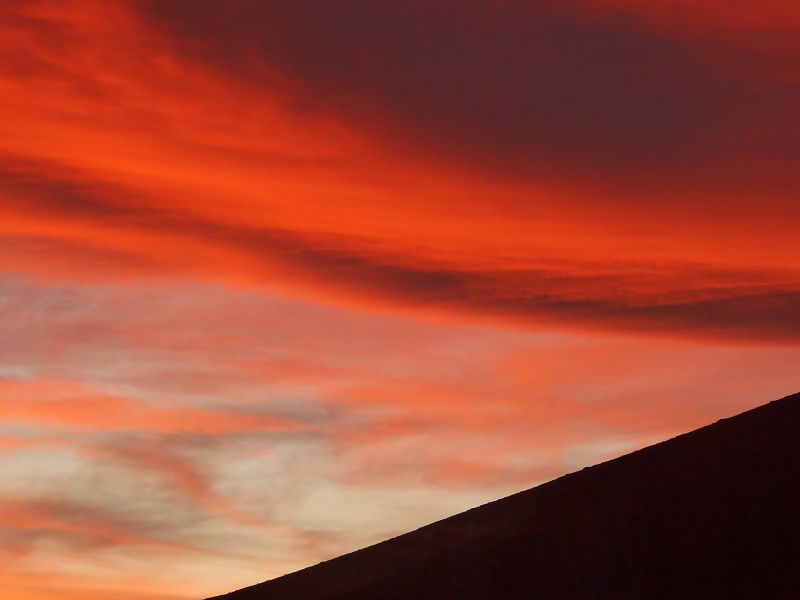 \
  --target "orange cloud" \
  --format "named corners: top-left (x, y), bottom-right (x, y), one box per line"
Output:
top-left (0, 0), bottom-right (798, 341)
top-left (0, 379), bottom-right (306, 434)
